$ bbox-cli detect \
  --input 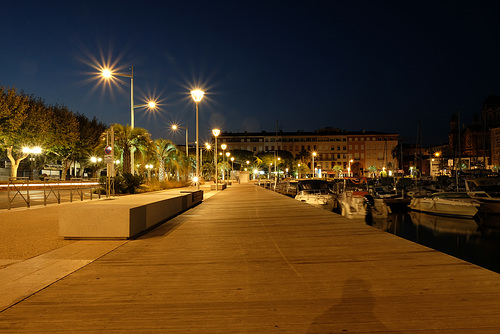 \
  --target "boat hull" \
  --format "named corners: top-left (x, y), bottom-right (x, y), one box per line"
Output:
top-left (410, 197), bottom-right (479, 218)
